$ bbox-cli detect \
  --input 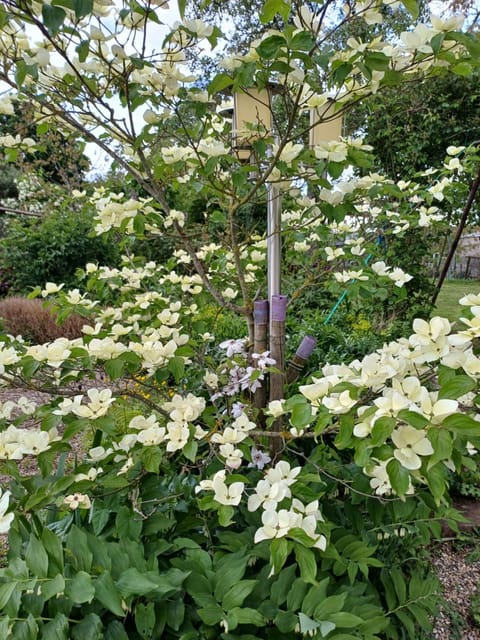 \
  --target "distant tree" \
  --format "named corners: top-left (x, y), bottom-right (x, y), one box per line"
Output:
top-left (0, 101), bottom-right (90, 192)
top-left (350, 71), bottom-right (480, 180)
